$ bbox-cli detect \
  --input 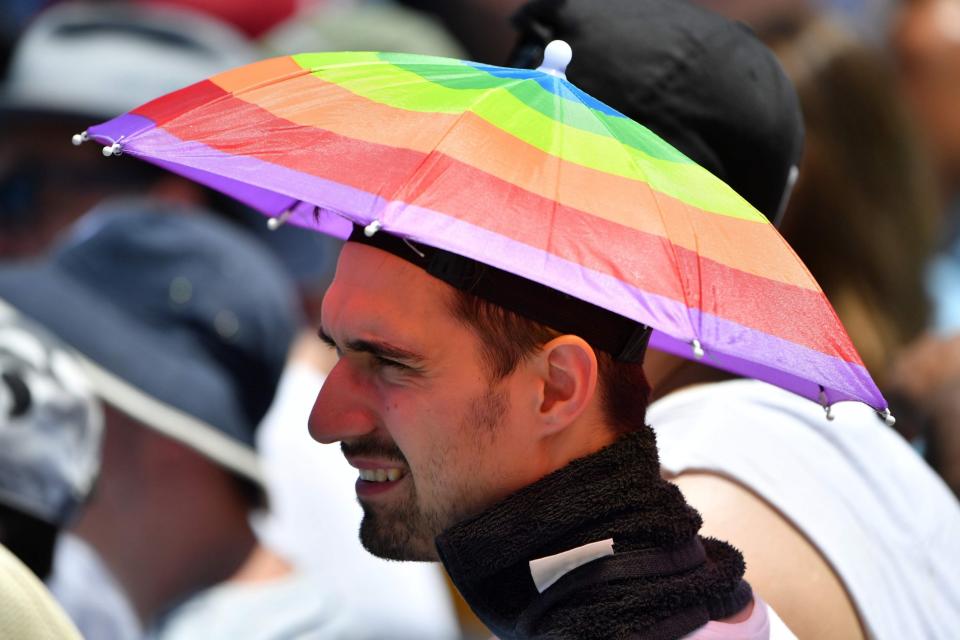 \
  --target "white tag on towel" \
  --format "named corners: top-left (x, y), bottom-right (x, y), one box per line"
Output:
top-left (528, 538), bottom-right (615, 593)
